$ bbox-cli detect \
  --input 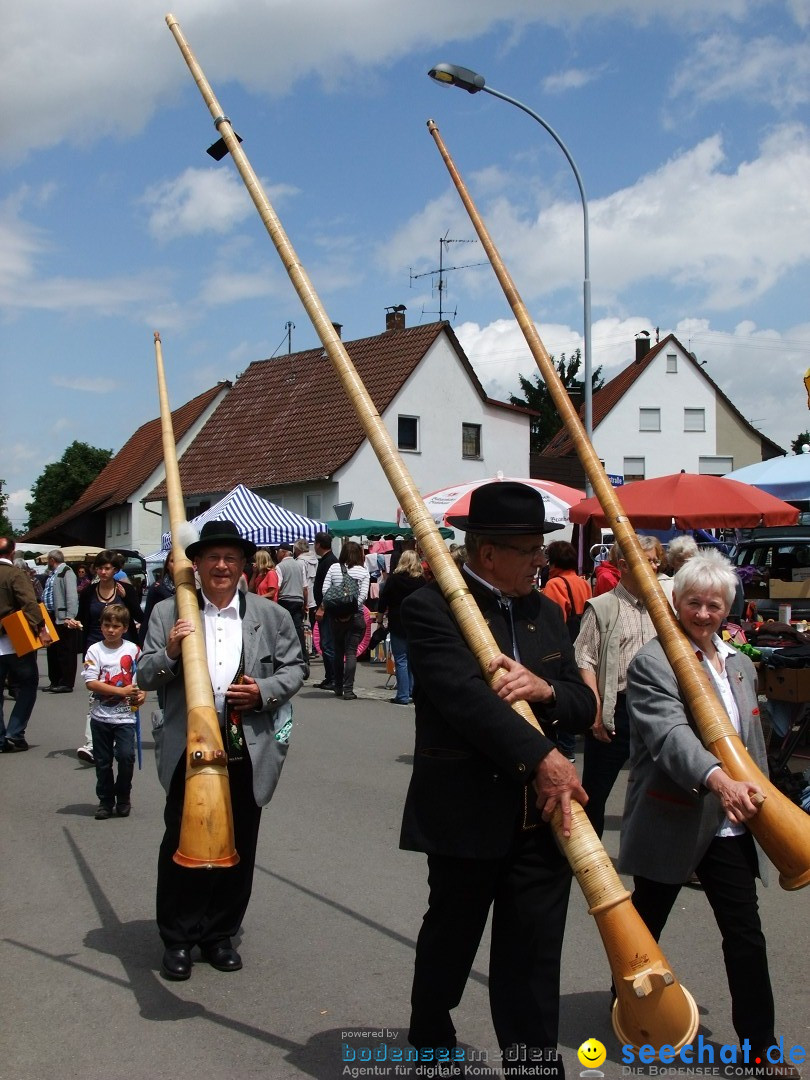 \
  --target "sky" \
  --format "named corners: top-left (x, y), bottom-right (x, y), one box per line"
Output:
top-left (2, 0), bottom-right (810, 531)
